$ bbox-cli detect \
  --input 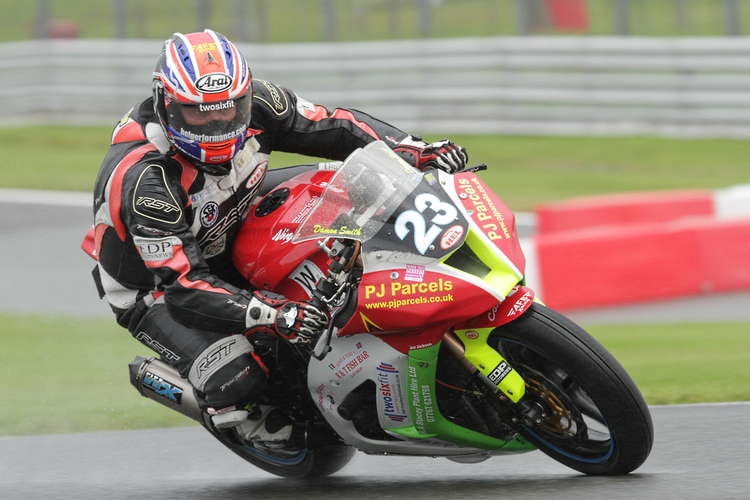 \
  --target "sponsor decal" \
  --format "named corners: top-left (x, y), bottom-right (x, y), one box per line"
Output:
top-left (291, 197), bottom-right (320, 224)
top-left (290, 260), bottom-right (326, 298)
top-left (295, 95), bottom-right (317, 116)
top-left (198, 100), bottom-right (234, 112)
top-left (200, 201), bottom-right (220, 228)
top-left (195, 72), bottom-right (233, 93)
top-left (111, 106), bottom-right (135, 141)
top-left (312, 224), bottom-right (361, 236)
top-left (487, 303), bottom-right (499, 322)
top-left (488, 361), bottom-right (512, 385)
top-left (135, 197), bottom-right (179, 213)
top-left (245, 161), bottom-right (267, 191)
top-left (281, 305), bottom-right (297, 329)
top-left (195, 338), bottom-right (237, 378)
top-left (225, 298), bottom-right (247, 310)
top-left (465, 330), bottom-right (480, 340)
top-left (407, 366), bottom-right (436, 432)
top-left (256, 79), bottom-right (288, 115)
top-left (507, 290), bottom-right (533, 317)
top-left (190, 191), bottom-right (209, 204)
top-left (132, 165), bottom-right (182, 224)
top-left (135, 224), bottom-right (174, 237)
top-left (316, 384), bottom-right (335, 411)
top-left (178, 126), bottom-right (245, 143)
top-left (364, 279), bottom-right (453, 300)
top-left (377, 362), bottom-right (408, 422)
top-left (456, 177), bottom-right (511, 241)
top-left (219, 365), bottom-right (251, 393)
top-left (208, 153), bottom-right (229, 162)
top-left (133, 236), bottom-right (181, 262)
top-left (187, 336), bottom-right (254, 391)
top-left (202, 232), bottom-right (227, 259)
top-left (194, 42), bottom-right (217, 53)
top-left (440, 225), bottom-right (464, 250)
top-left (328, 348), bottom-right (370, 379)
top-left (404, 264), bottom-right (425, 282)
top-left (271, 228), bottom-right (295, 244)
top-left (197, 190), bottom-right (255, 246)
top-left (135, 331), bottom-right (181, 362)
top-left (142, 371), bottom-right (183, 403)
top-left (363, 279), bottom-right (455, 310)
